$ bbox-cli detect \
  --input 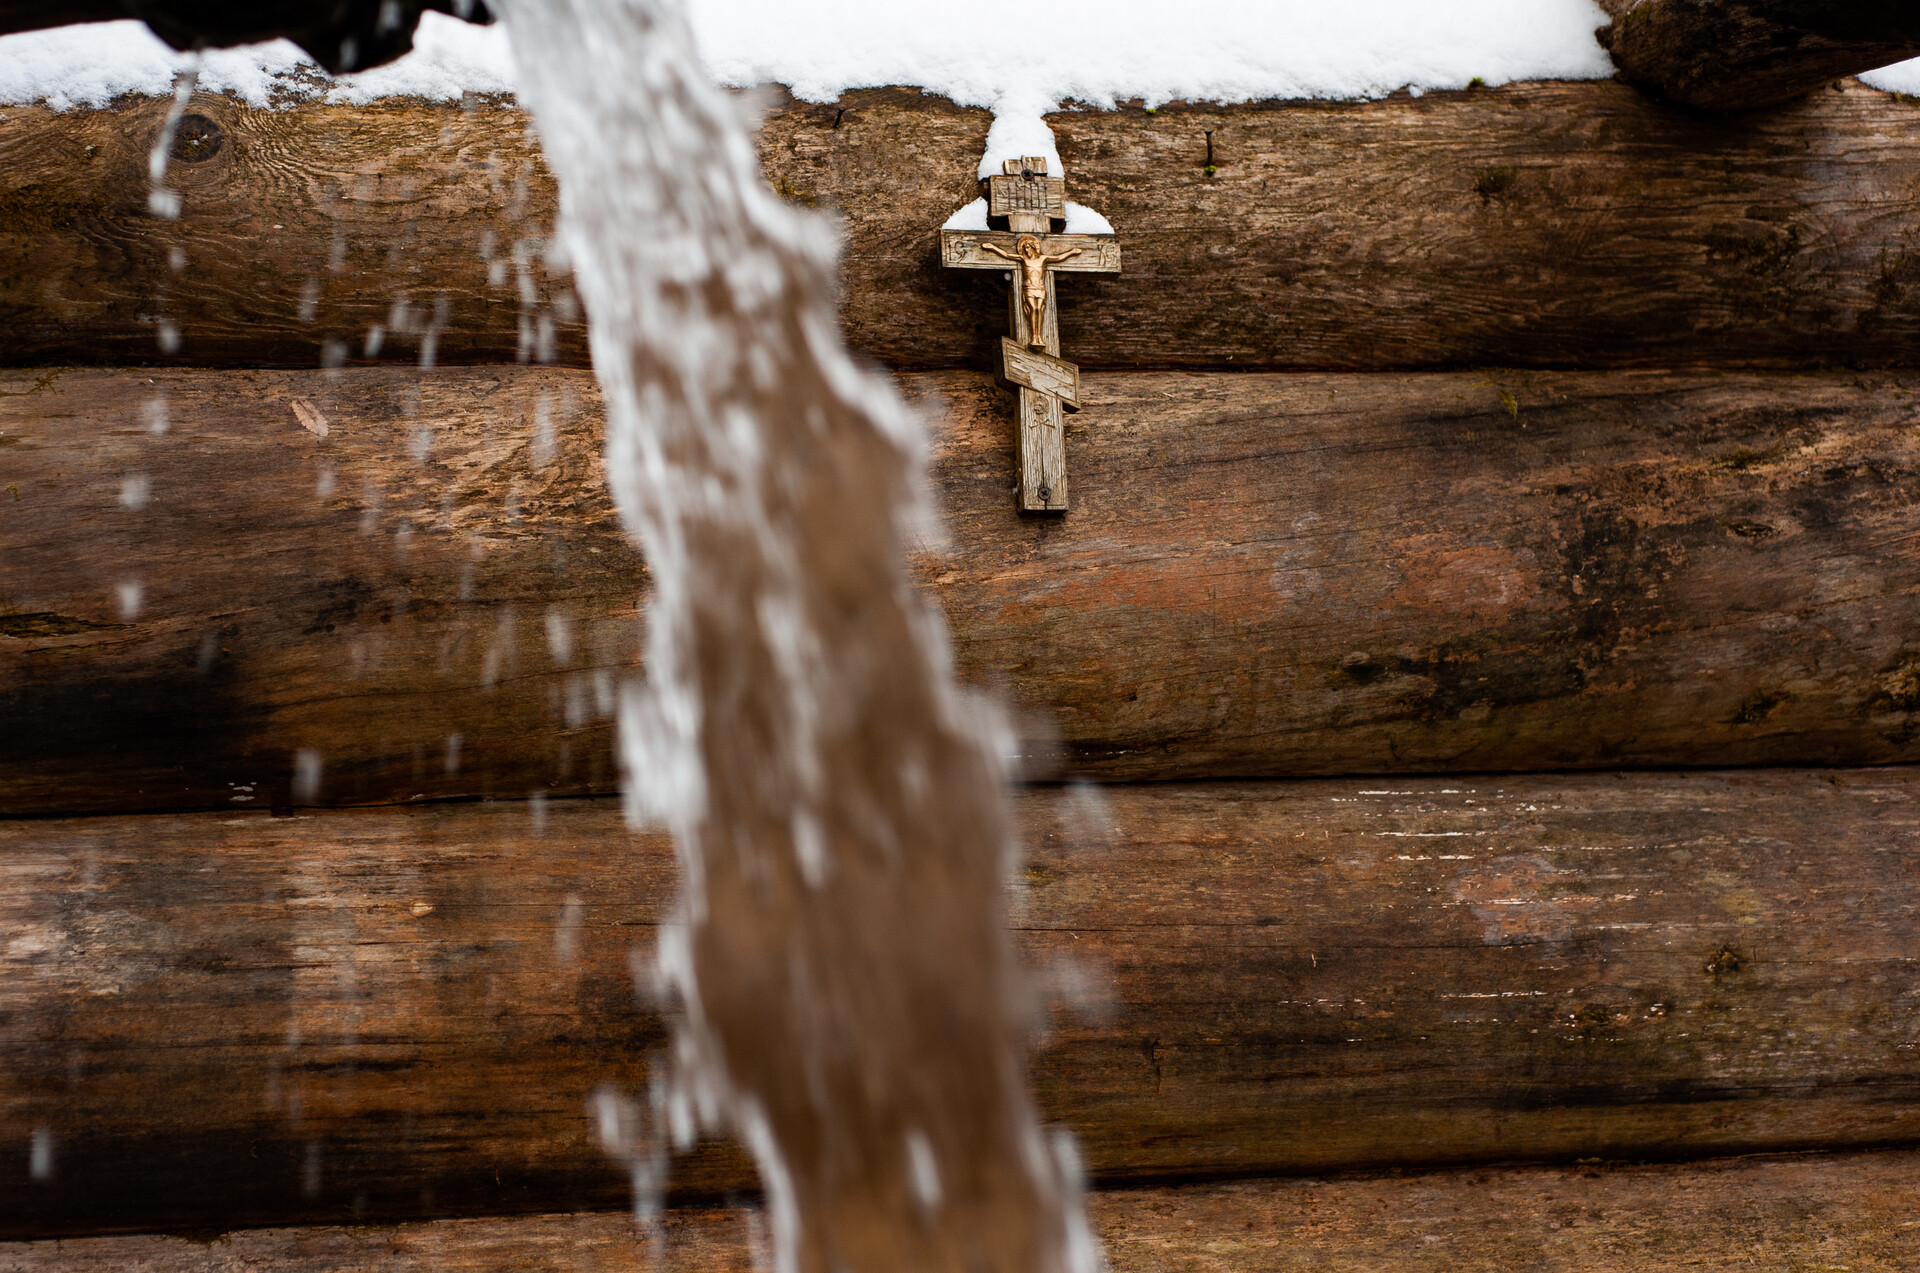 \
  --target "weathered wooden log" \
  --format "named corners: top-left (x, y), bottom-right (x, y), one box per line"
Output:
top-left (5, 1150), bottom-right (1918, 1270)
top-left (10, 366), bottom-right (1920, 813)
top-left (7, 81), bottom-right (1920, 372)
top-left (0, 367), bottom-right (644, 815)
top-left (1599, 1), bottom-right (1920, 112)
top-left (4, 771), bottom-right (1919, 1235)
